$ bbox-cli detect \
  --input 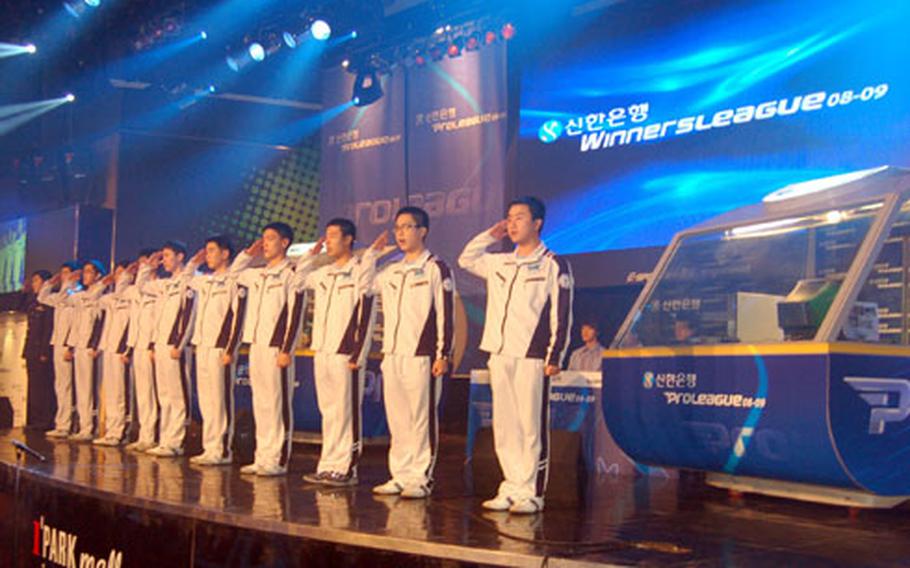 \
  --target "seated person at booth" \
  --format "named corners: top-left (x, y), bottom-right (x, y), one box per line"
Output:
top-left (672, 312), bottom-right (699, 345)
top-left (568, 321), bottom-right (604, 372)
